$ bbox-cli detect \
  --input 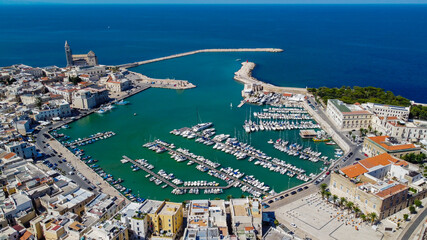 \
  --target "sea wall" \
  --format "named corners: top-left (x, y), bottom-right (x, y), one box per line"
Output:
top-left (117, 48), bottom-right (284, 68)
